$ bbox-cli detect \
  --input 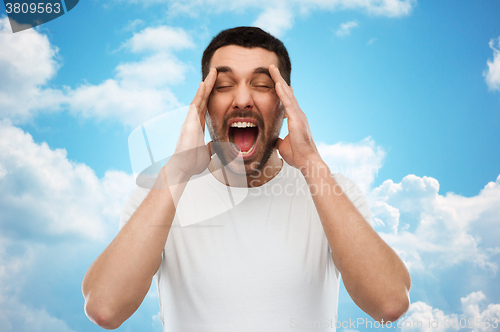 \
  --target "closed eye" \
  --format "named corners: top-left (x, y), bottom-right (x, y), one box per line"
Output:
top-left (215, 86), bottom-right (233, 91)
top-left (253, 85), bottom-right (273, 91)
